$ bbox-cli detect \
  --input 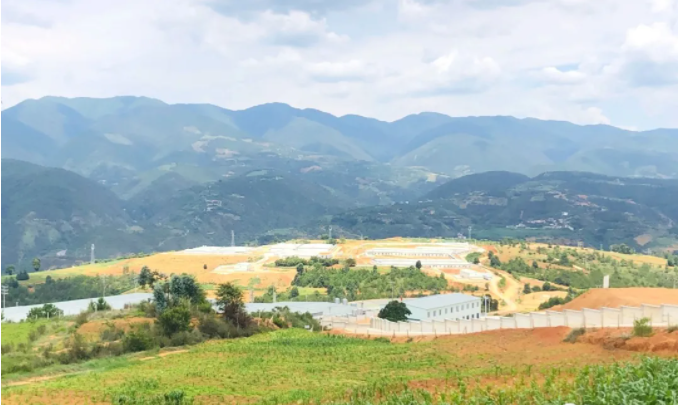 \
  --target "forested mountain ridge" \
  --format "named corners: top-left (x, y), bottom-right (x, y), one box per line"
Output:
top-left (2, 160), bottom-right (676, 271)
top-left (317, 171), bottom-right (678, 250)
